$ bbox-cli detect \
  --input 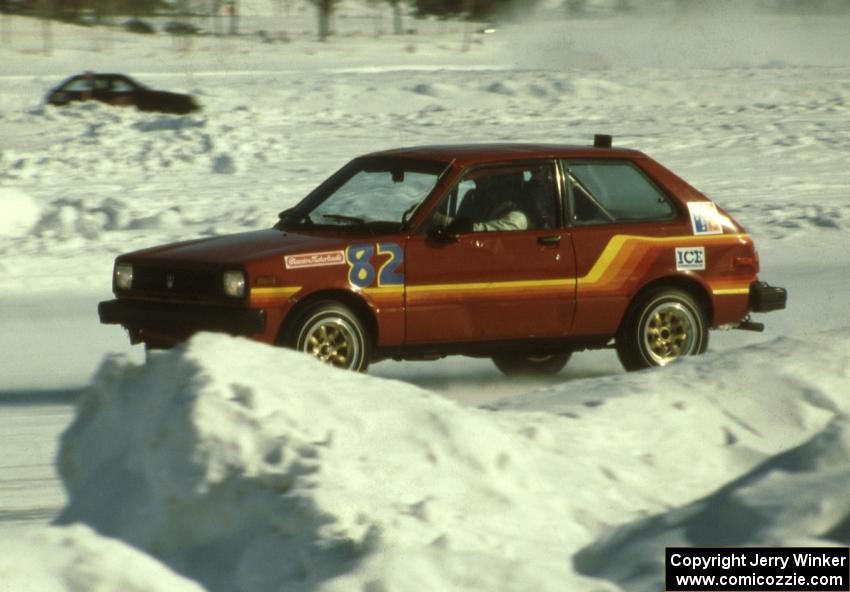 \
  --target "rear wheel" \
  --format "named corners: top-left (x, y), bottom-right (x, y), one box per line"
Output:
top-left (616, 288), bottom-right (708, 371)
top-left (492, 352), bottom-right (571, 376)
top-left (290, 301), bottom-right (371, 372)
